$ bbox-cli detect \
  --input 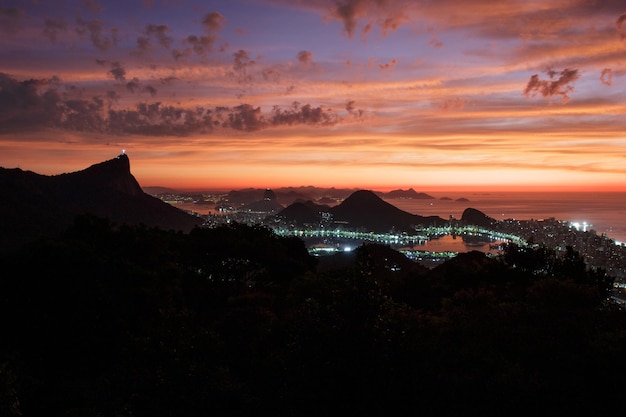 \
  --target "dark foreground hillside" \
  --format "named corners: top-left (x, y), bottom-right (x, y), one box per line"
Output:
top-left (1, 216), bottom-right (625, 416)
top-left (0, 154), bottom-right (202, 251)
